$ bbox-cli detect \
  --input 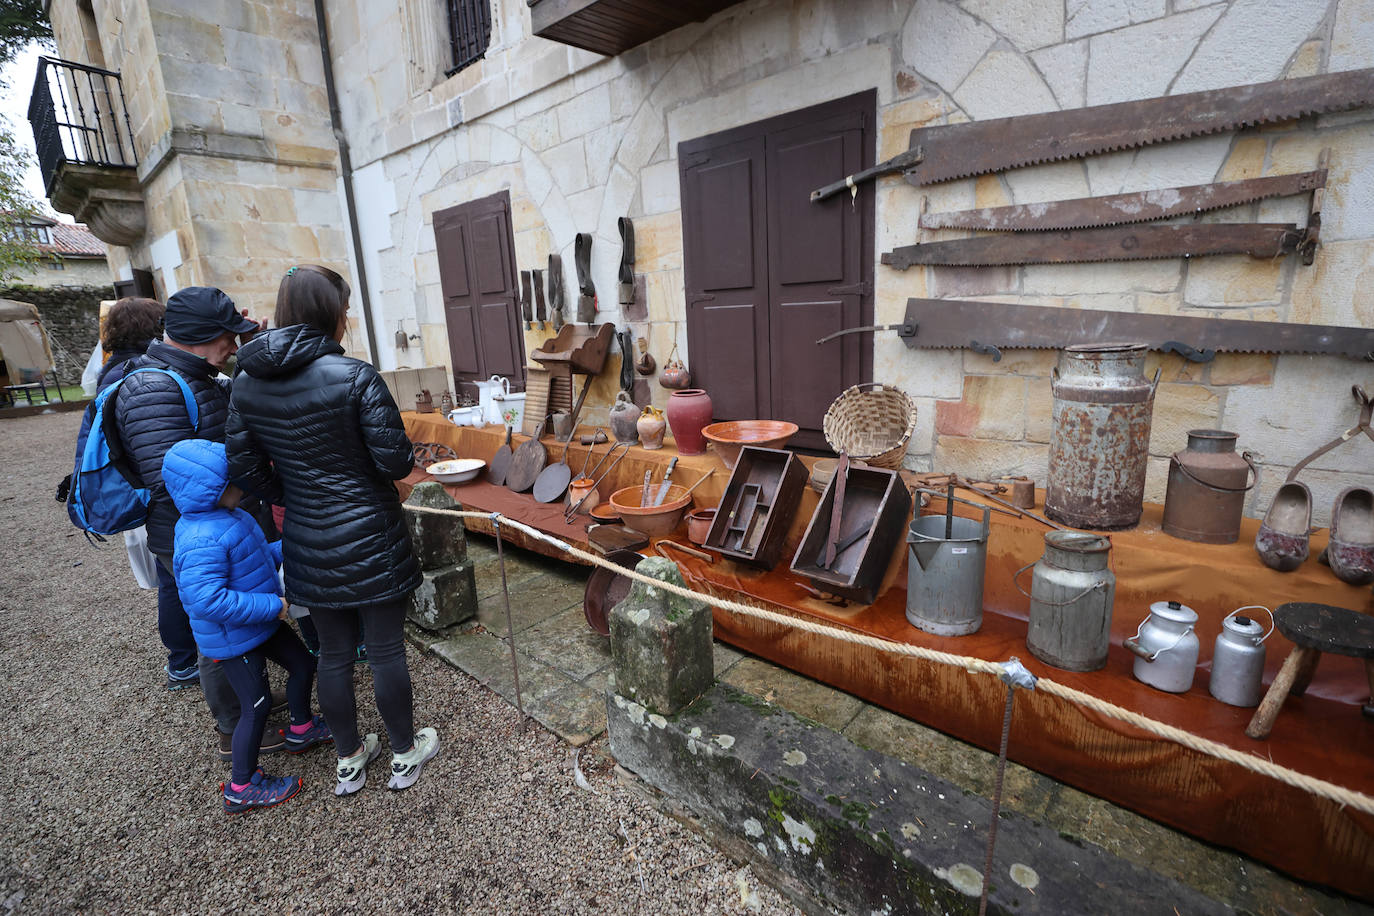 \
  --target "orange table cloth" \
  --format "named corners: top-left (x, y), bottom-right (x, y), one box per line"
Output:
top-left (402, 412), bottom-right (1374, 898)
